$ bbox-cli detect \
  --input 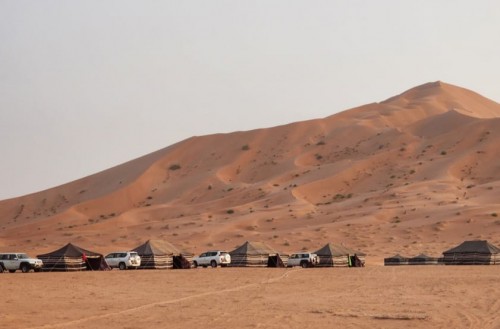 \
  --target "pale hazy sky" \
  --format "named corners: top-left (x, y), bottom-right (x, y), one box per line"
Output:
top-left (1, 1), bottom-right (499, 200)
